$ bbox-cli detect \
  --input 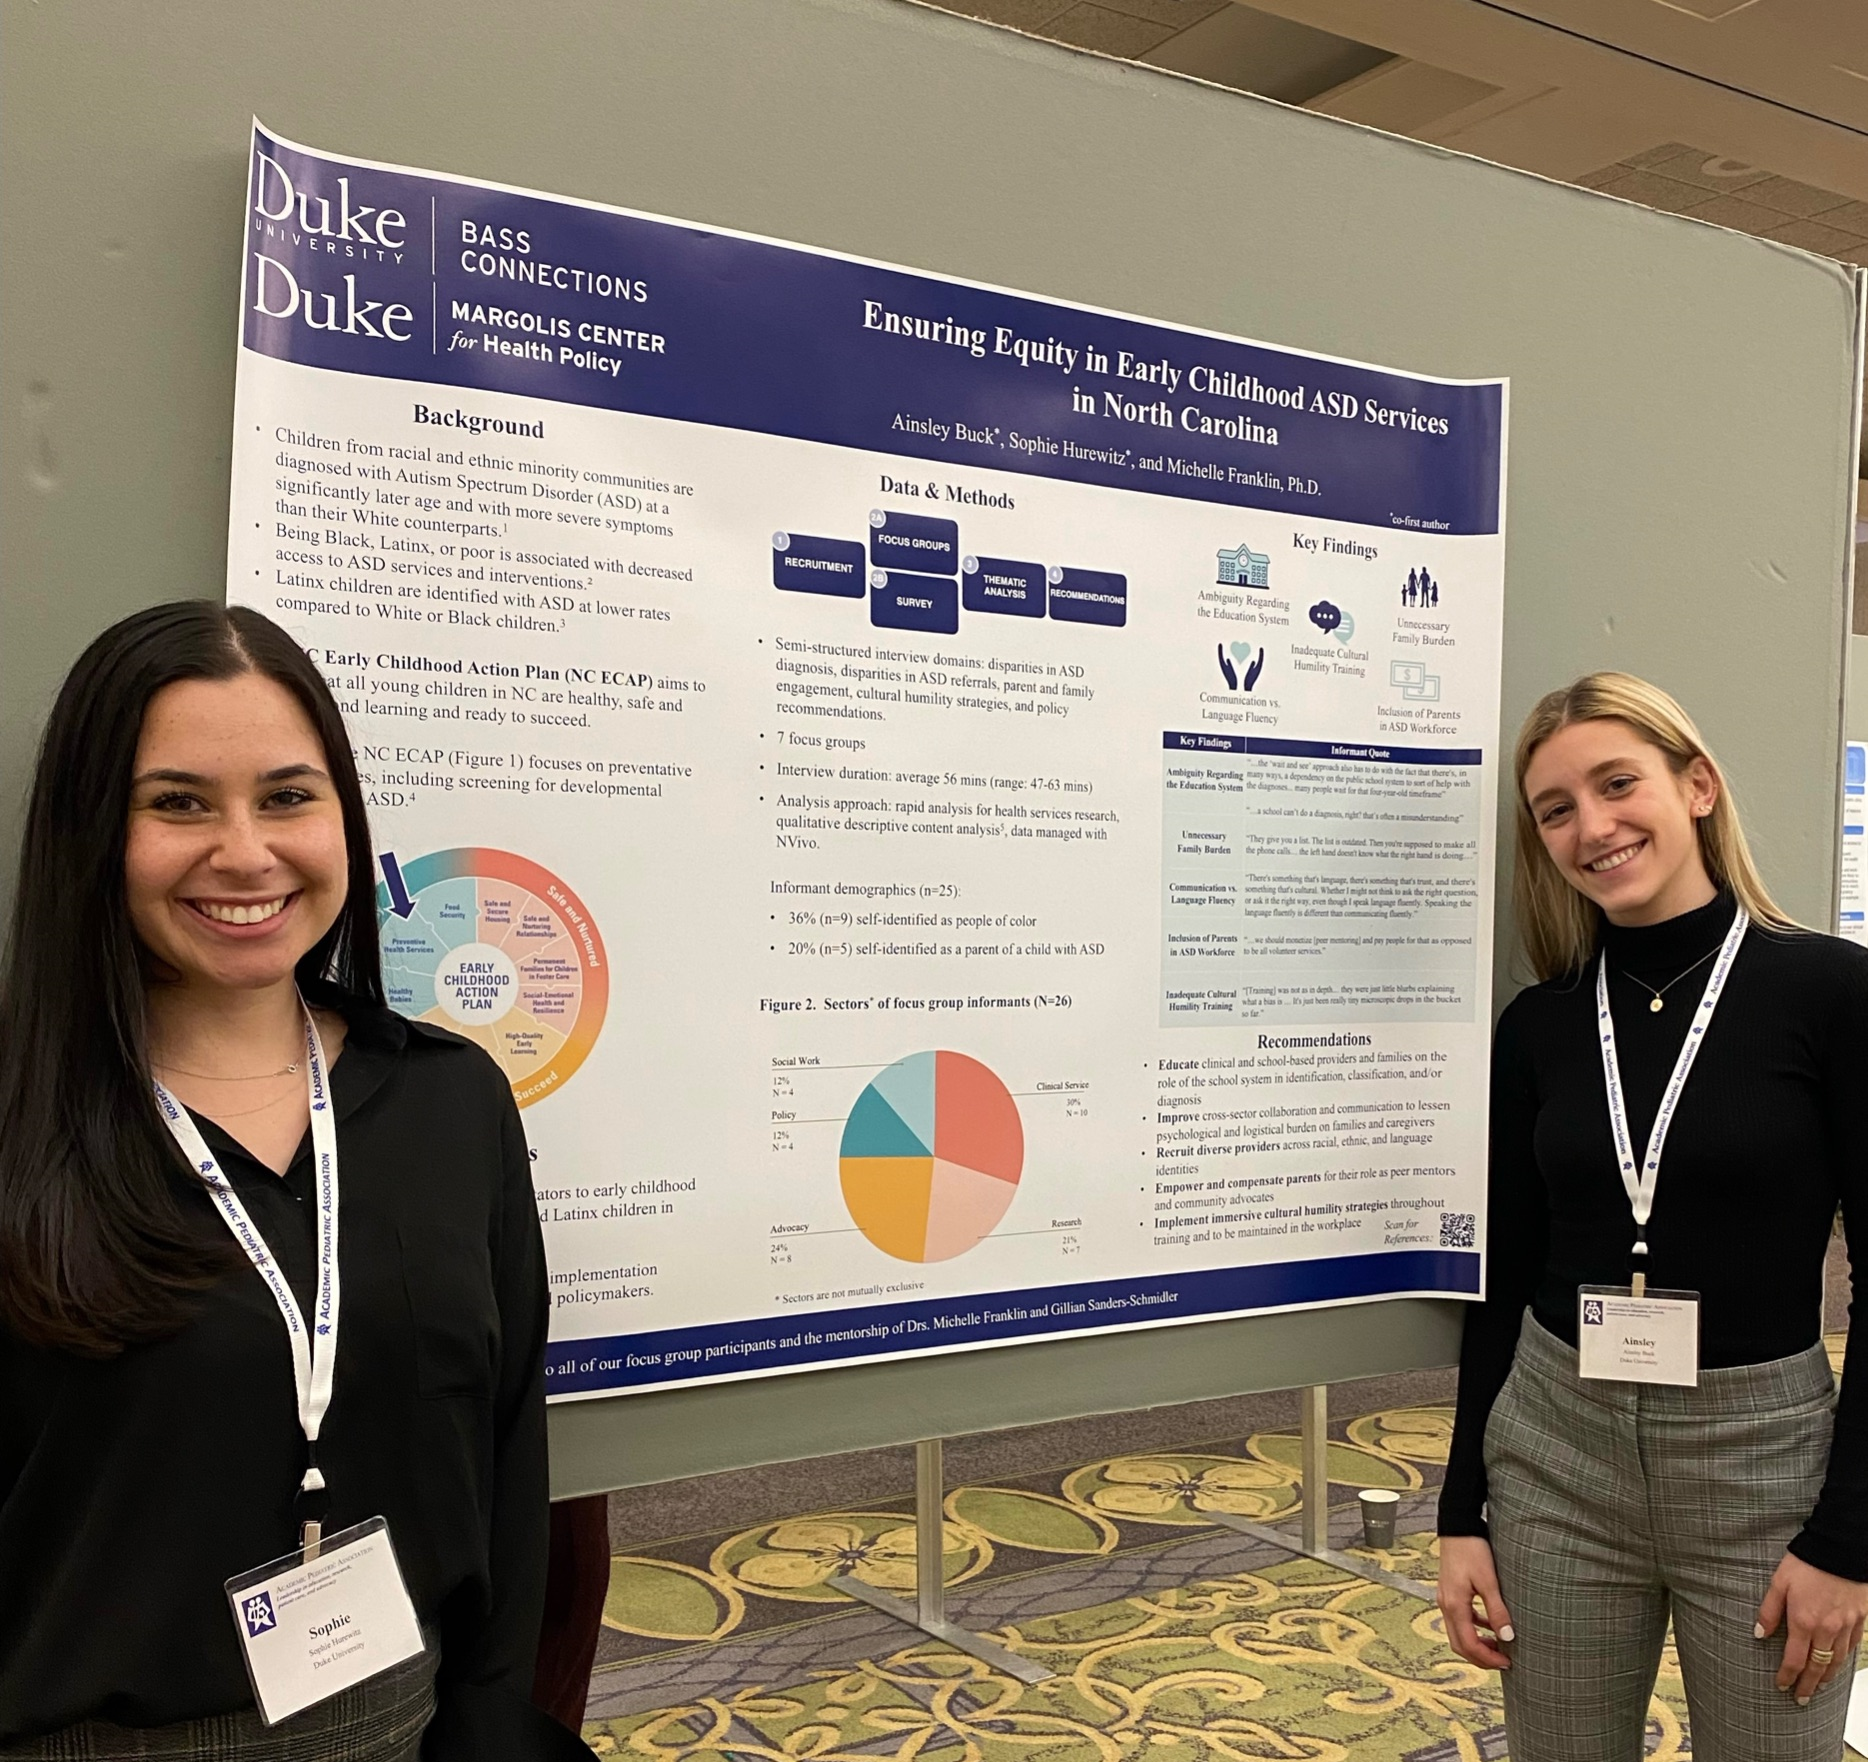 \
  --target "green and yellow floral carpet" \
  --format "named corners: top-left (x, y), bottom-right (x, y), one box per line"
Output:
top-left (580, 1388), bottom-right (1736, 1760)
